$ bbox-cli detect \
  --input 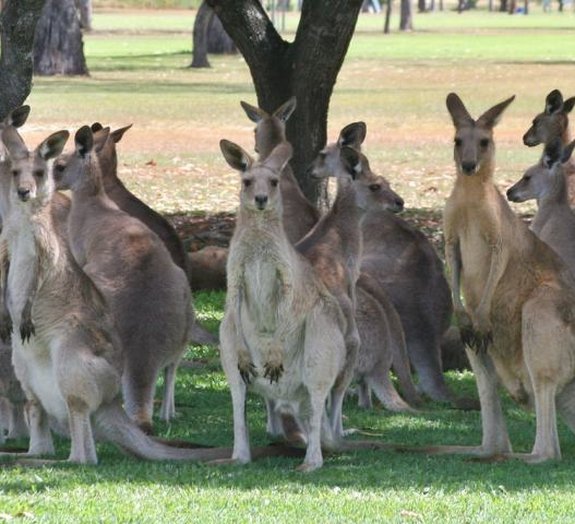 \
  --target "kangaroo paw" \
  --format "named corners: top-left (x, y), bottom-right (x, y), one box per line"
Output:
top-left (460, 326), bottom-right (492, 353)
top-left (238, 362), bottom-right (258, 385)
top-left (19, 315), bottom-right (35, 344)
top-left (263, 362), bottom-right (284, 384)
